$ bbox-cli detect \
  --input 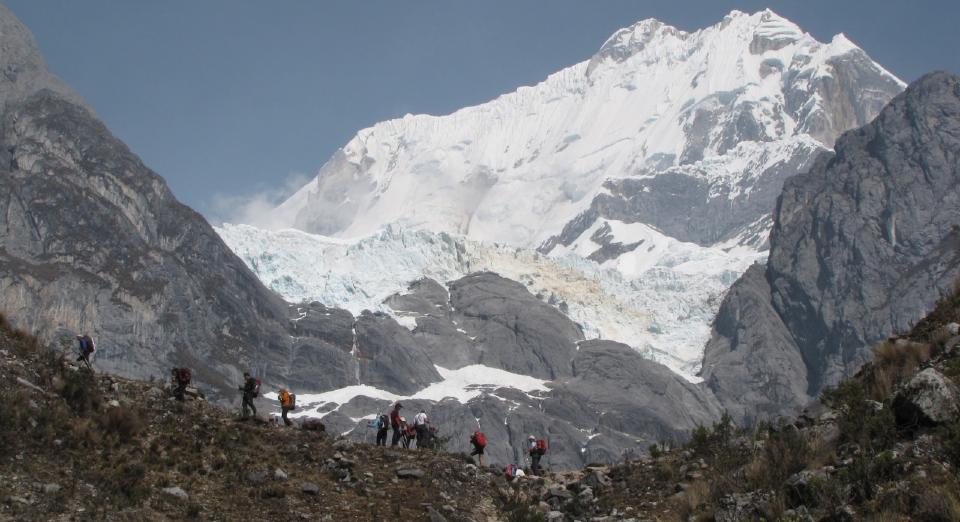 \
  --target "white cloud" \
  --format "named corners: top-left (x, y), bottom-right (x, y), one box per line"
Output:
top-left (206, 171), bottom-right (310, 229)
